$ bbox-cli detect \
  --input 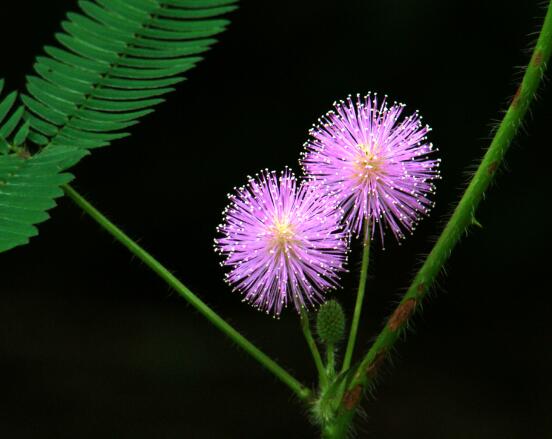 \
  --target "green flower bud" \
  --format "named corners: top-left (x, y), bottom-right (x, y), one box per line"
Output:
top-left (316, 300), bottom-right (346, 345)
